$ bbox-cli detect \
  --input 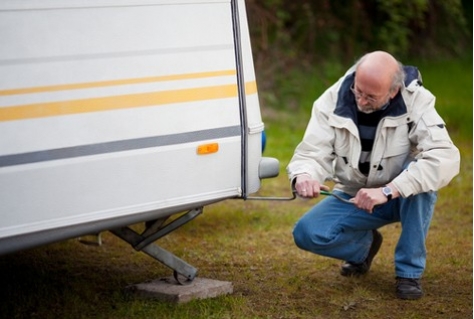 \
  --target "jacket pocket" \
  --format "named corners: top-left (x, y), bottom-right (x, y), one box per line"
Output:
top-left (333, 137), bottom-right (367, 186)
top-left (333, 132), bottom-right (351, 161)
top-left (383, 141), bottom-right (411, 158)
top-left (373, 126), bottom-right (411, 182)
top-left (422, 111), bottom-right (449, 142)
